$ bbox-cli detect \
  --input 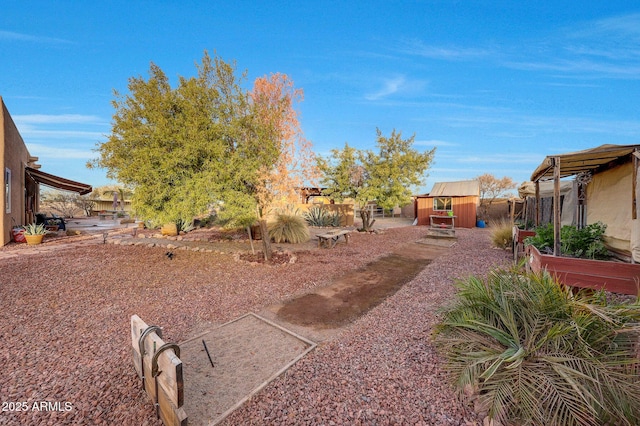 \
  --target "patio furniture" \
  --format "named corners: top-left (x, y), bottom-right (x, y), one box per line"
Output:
top-left (35, 213), bottom-right (66, 231)
top-left (317, 229), bottom-right (350, 248)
